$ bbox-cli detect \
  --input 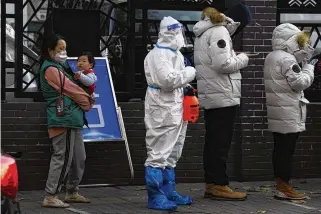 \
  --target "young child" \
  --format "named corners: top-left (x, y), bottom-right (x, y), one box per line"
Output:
top-left (74, 51), bottom-right (97, 95)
